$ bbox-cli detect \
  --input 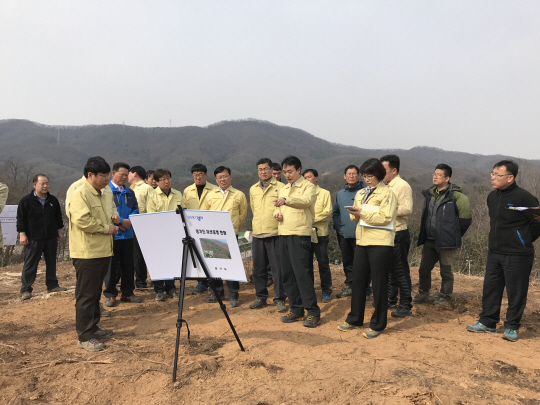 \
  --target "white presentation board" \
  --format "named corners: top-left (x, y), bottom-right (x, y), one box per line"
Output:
top-left (130, 209), bottom-right (247, 282)
top-left (0, 205), bottom-right (18, 246)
